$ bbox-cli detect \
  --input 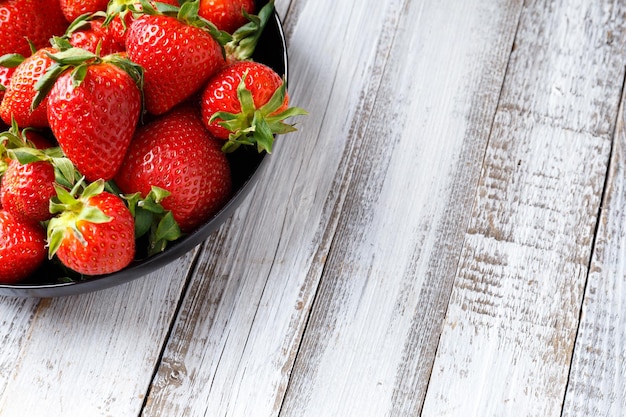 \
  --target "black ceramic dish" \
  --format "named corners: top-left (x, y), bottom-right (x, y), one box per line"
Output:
top-left (0, 3), bottom-right (287, 297)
